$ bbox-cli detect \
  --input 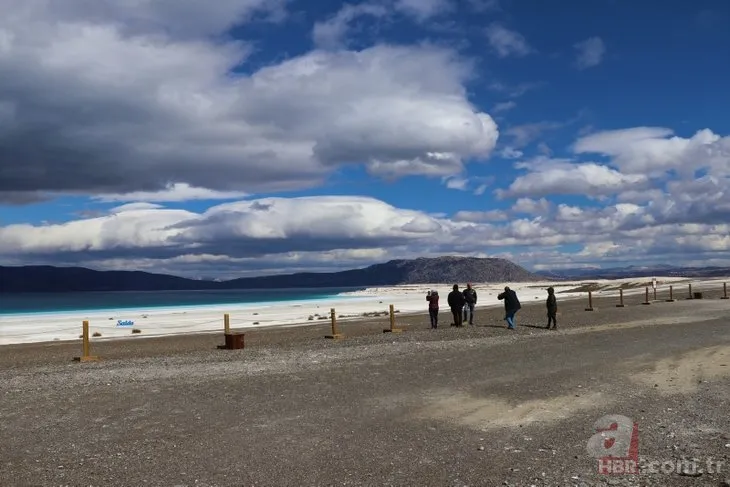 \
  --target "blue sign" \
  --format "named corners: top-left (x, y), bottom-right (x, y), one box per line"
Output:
top-left (117, 320), bottom-right (135, 327)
